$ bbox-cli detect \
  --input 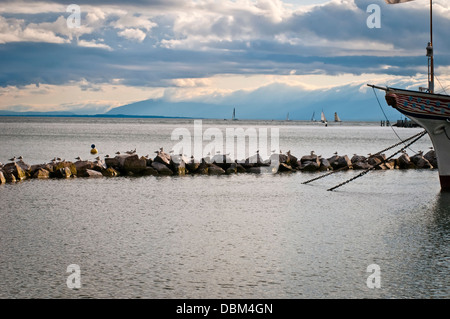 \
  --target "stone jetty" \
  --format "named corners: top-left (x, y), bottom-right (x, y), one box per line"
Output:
top-left (0, 149), bottom-right (438, 184)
